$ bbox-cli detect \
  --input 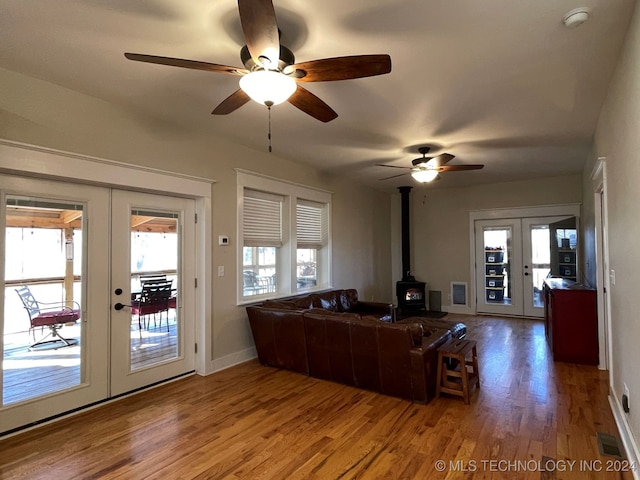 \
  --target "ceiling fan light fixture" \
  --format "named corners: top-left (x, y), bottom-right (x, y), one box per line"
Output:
top-left (411, 169), bottom-right (439, 183)
top-left (239, 70), bottom-right (297, 106)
